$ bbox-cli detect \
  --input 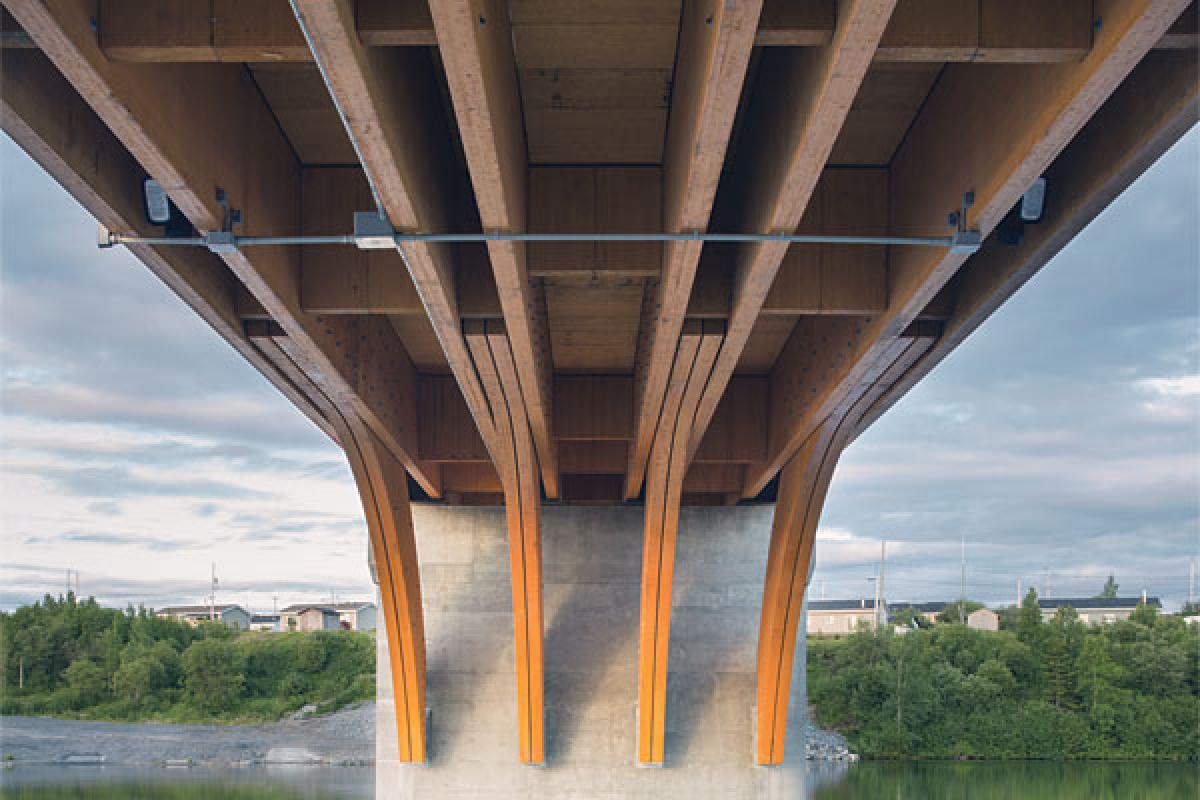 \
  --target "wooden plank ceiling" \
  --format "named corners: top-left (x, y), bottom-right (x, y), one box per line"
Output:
top-left (4, 0), bottom-right (1193, 508)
